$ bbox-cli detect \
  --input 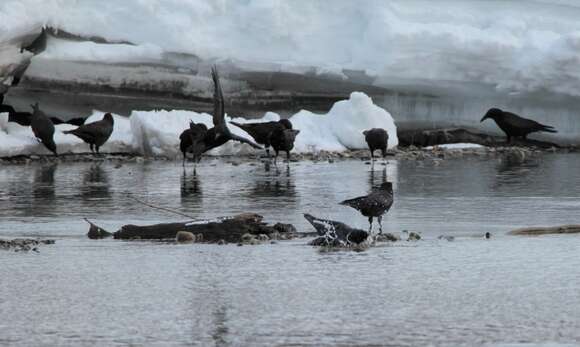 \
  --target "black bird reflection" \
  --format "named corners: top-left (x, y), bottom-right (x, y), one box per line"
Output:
top-left (32, 164), bottom-right (57, 201)
top-left (250, 165), bottom-right (296, 200)
top-left (181, 169), bottom-right (202, 202)
top-left (494, 154), bottom-right (539, 188)
top-left (369, 165), bottom-right (388, 188)
top-left (81, 164), bottom-right (110, 199)
top-left (16, 164), bottom-right (58, 217)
